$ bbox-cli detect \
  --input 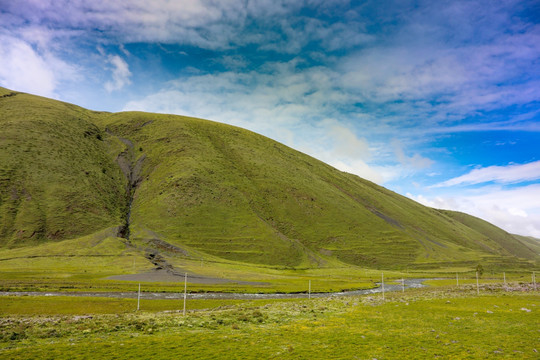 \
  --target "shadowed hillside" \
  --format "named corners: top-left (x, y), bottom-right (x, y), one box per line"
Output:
top-left (0, 87), bottom-right (537, 270)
